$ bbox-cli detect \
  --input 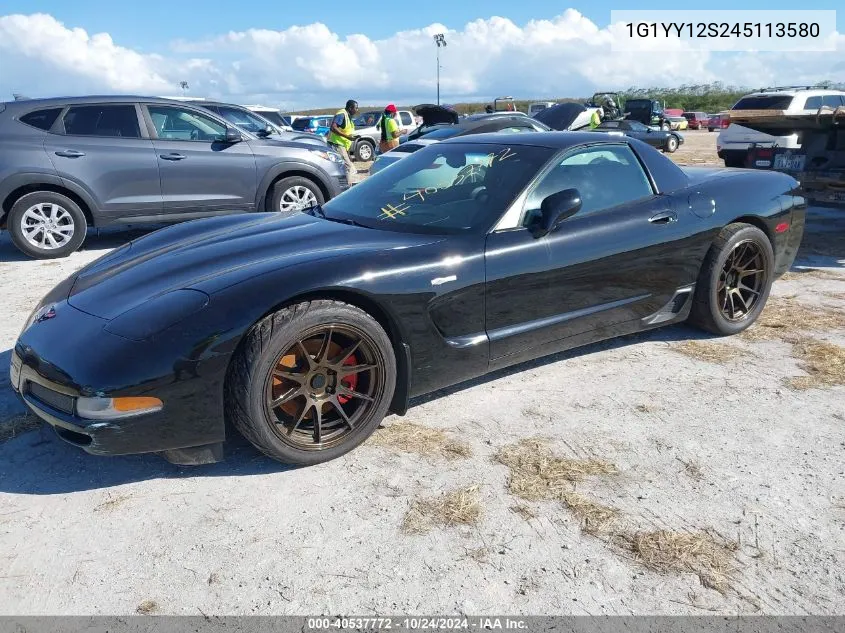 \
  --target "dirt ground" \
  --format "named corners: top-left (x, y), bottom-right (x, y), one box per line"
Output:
top-left (0, 131), bottom-right (843, 616)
